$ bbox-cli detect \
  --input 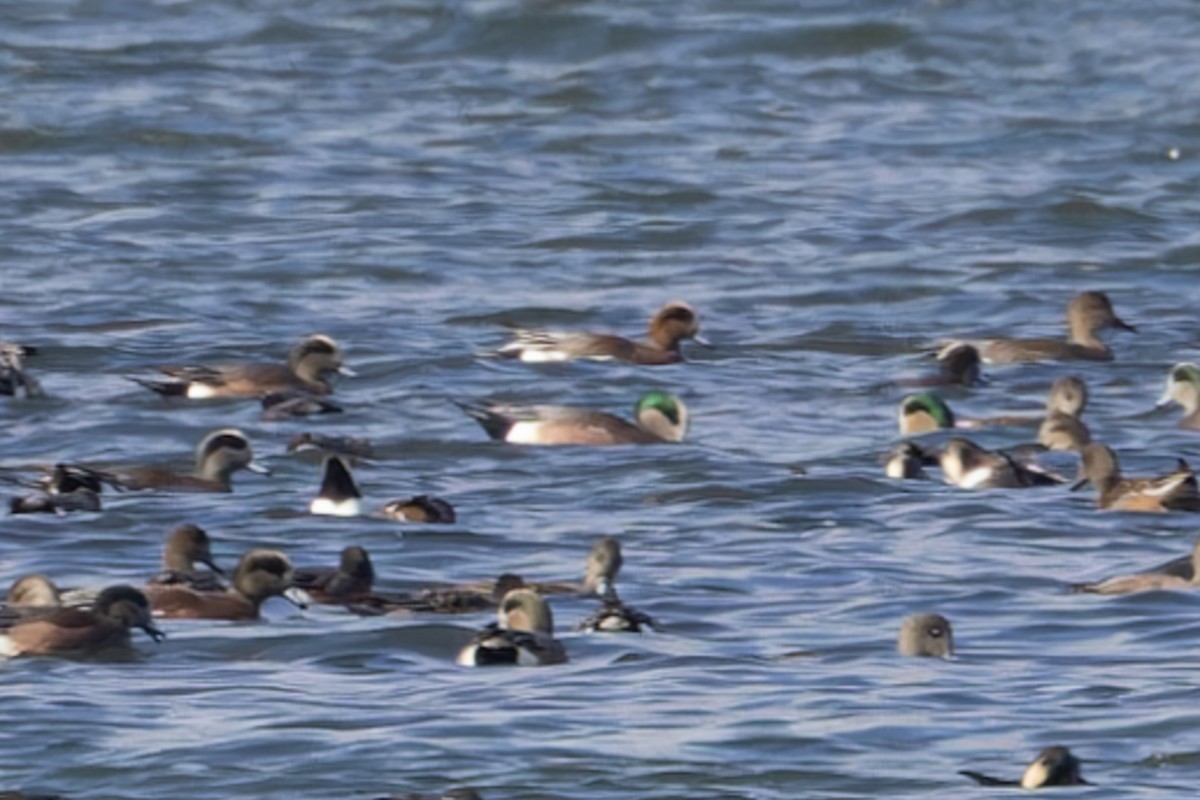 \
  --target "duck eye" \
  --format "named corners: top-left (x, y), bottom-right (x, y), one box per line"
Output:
top-left (929, 627), bottom-right (943, 637)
